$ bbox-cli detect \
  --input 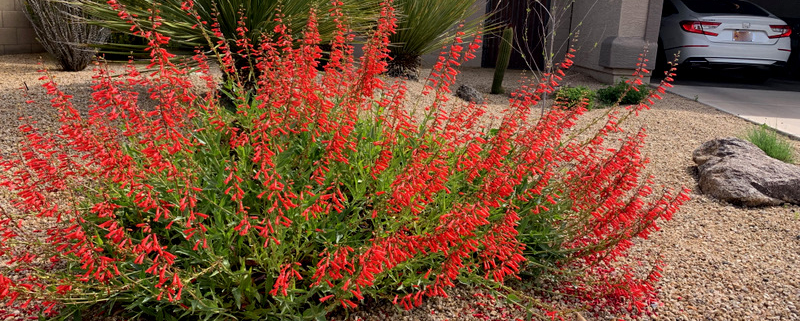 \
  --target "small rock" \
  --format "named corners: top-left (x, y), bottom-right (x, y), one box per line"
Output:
top-left (386, 66), bottom-right (419, 81)
top-left (455, 84), bottom-right (482, 103)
